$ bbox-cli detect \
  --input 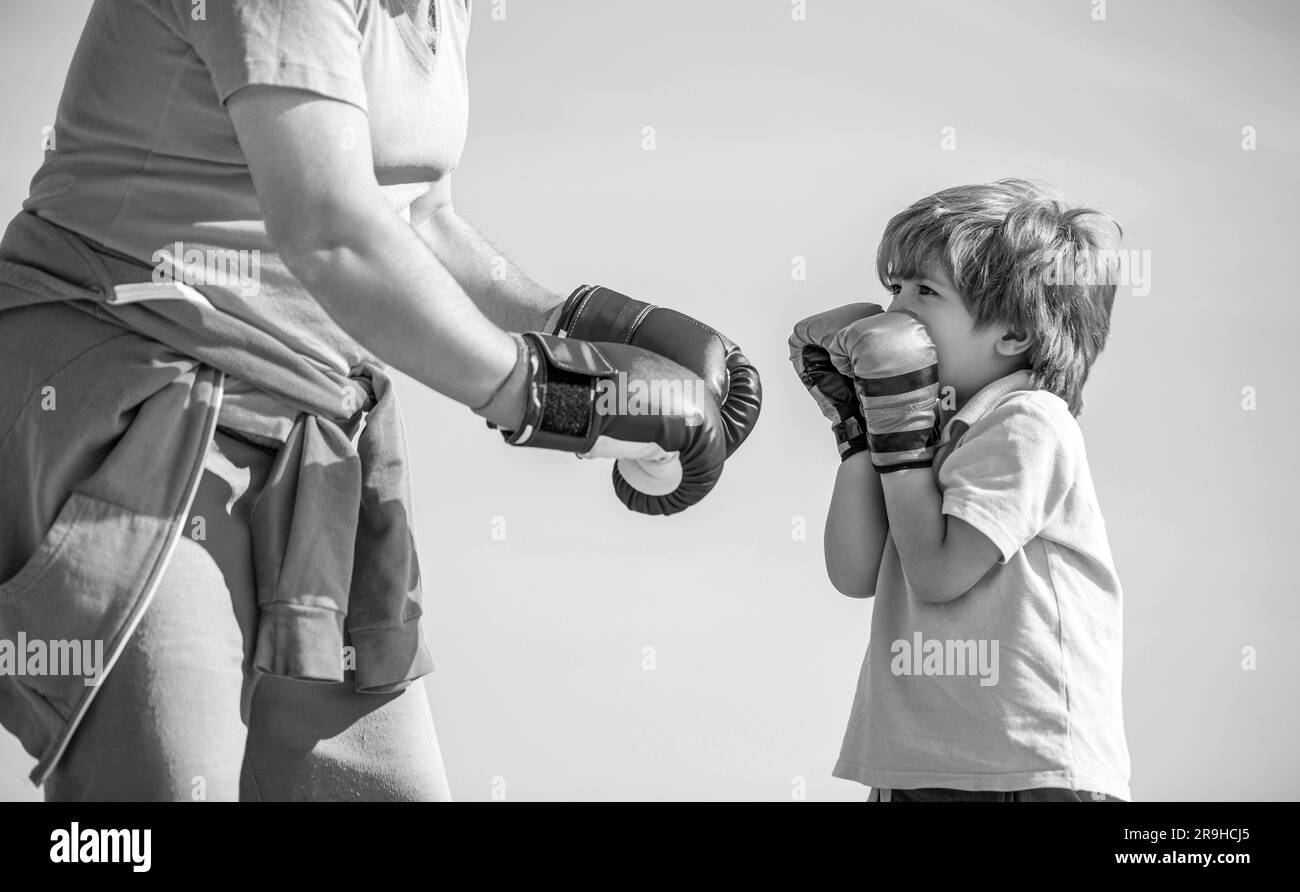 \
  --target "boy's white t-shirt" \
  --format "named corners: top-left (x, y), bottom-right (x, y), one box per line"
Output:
top-left (832, 370), bottom-right (1132, 800)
